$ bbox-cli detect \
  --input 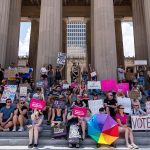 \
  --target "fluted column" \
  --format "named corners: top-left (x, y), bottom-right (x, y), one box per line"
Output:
top-left (91, 0), bottom-right (117, 80)
top-left (28, 20), bottom-right (39, 79)
top-left (0, 0), bottom-right (11, 67)
top-left (115, 19), bottom-right (125, 67)
top-left (132, 0), bottom-right (148, 61)
top-left (36, 0), bottom-right (62, 79)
